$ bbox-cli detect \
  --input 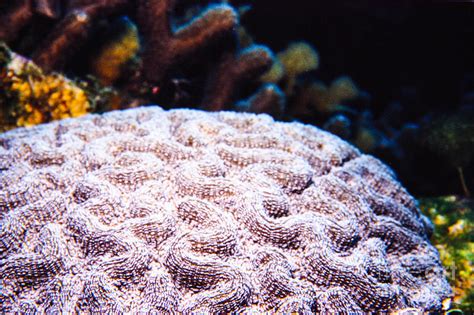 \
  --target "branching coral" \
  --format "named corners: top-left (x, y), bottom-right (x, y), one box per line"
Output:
top-left (135, 1), bottom-right (279, 110)
top-left (235, 83), bottom-right (286, 118)
top-left (0, 0), bottom-right (280, 114)
top-left (32, 0), bottom-right (129, 71)
top-left (0, 106), bottom-right (451, 313)
top-left (277, 42), bottom-right (319, 94)
top-left (137, 0), bottom-right (238, 83)
top-left (202, 45), bottom-right (275, 111)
